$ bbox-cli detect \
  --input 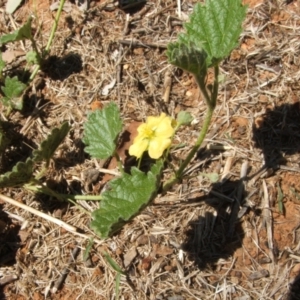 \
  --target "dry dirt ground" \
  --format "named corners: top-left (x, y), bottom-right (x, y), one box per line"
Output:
top-left (1, 0), bottom-right (300, 299)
